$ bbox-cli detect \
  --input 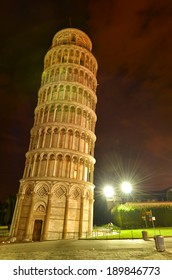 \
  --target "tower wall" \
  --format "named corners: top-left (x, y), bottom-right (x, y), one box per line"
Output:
top-left (10, 28), bottom-right (98, 241)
